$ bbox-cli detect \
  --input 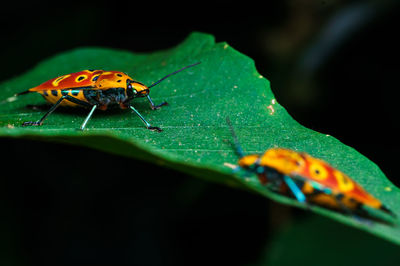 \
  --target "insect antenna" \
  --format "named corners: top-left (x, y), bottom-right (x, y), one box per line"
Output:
top-left (0, 90), bottom-right (30, 104)
top-left (226, 117), bottom-right (245, 158)
top-left (147, 62), bottom-right (201, 89)
top-left (15, 90), bottom-right (31, 96)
